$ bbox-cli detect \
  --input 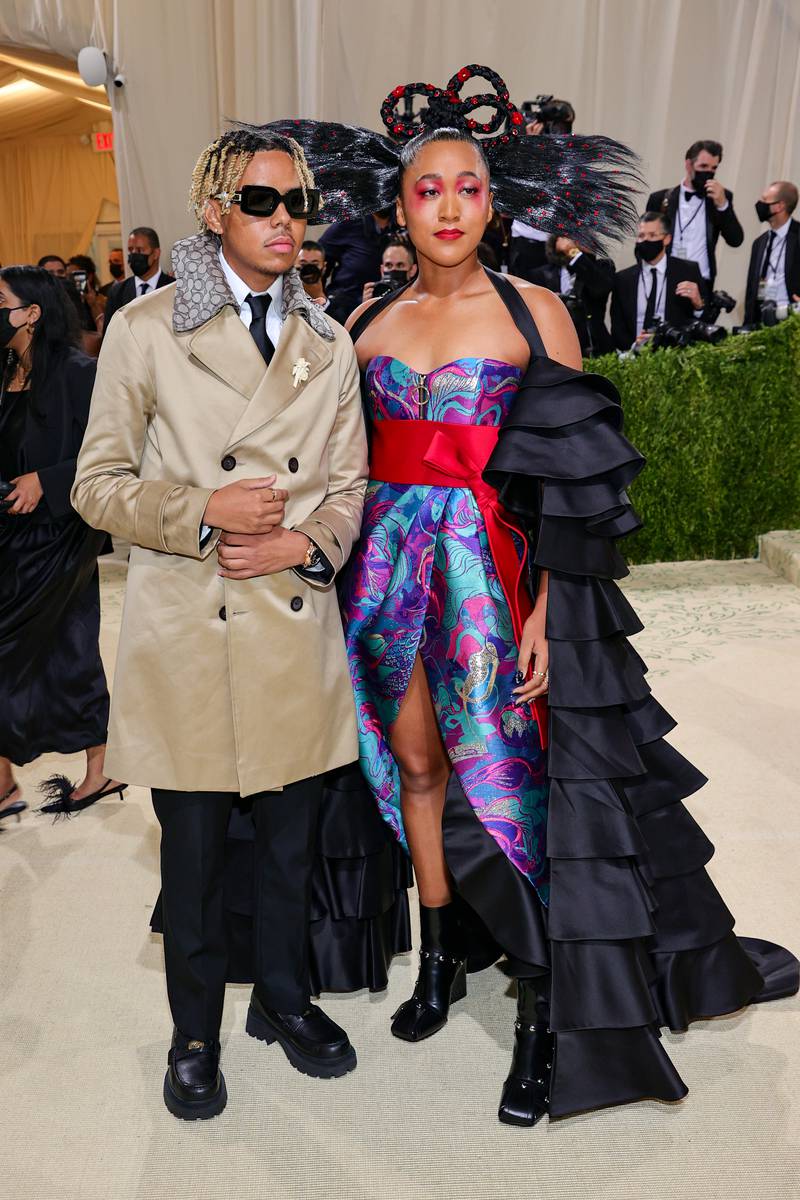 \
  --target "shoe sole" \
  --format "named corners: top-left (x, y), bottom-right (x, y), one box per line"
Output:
top-left (245, 1007), bottom-right (357, 1079)
top-left (163, 1071), bottom-right (228, 1120)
